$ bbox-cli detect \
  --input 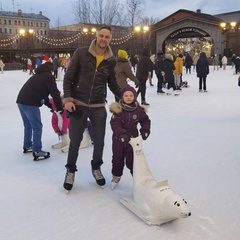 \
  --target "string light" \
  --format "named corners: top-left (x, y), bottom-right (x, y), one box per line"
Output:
top-left (0, 30), bottom-right (136, 47)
